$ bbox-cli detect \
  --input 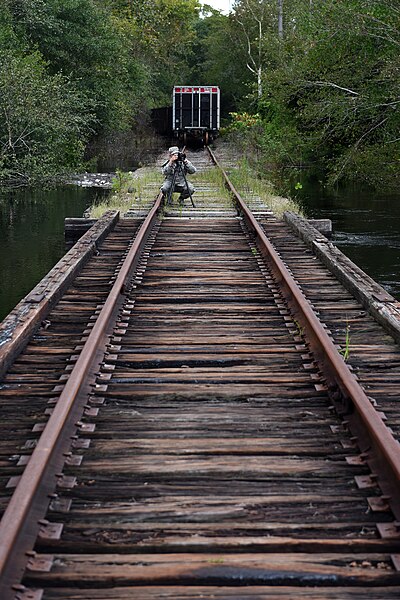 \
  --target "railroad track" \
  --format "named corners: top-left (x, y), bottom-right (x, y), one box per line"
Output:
top-left (1, 147), bottom-right (400, 599)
